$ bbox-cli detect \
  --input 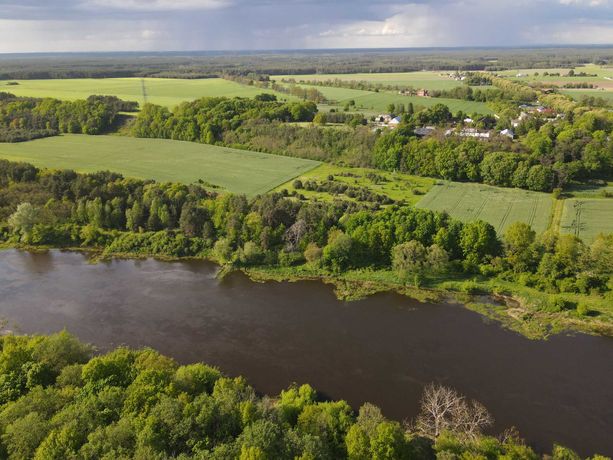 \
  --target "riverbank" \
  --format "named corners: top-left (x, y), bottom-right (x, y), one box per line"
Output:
top-left (3, 242), bottom-right (611, 339)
